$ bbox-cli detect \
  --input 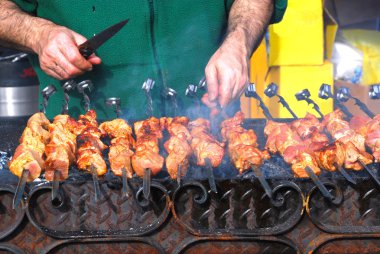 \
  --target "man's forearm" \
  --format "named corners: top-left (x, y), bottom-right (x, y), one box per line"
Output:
top-left (227, 0), bottom-right (274, 58)
top-left (0, 0), bottom-right (53, 52)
